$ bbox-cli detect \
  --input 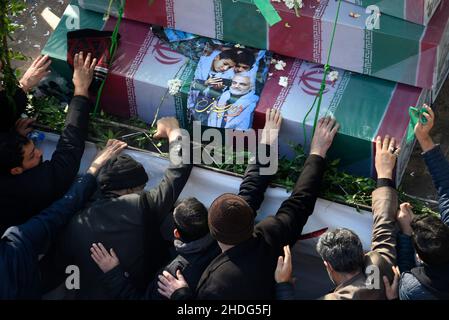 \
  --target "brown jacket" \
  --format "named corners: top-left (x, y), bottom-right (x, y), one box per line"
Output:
top-left (321, 186), bottom-right (398, 300)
